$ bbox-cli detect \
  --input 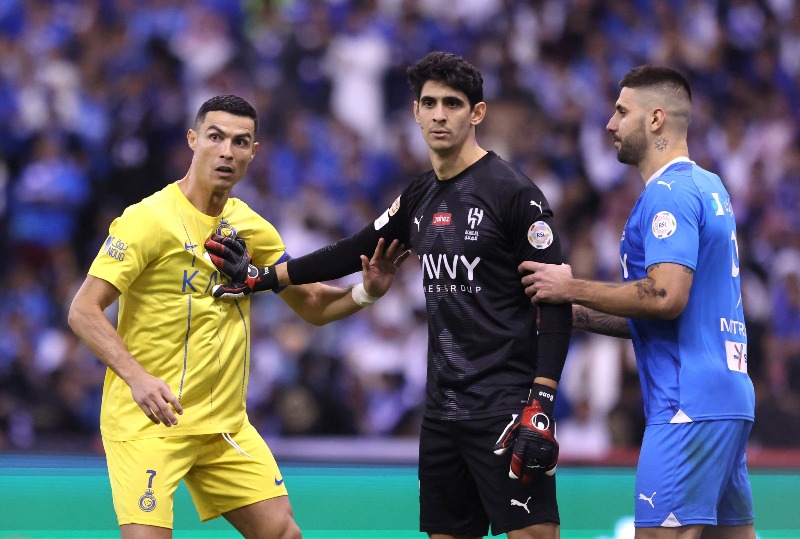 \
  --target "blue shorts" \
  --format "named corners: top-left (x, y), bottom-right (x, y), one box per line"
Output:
top-left (635, 419), bottom-right (754, 528)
